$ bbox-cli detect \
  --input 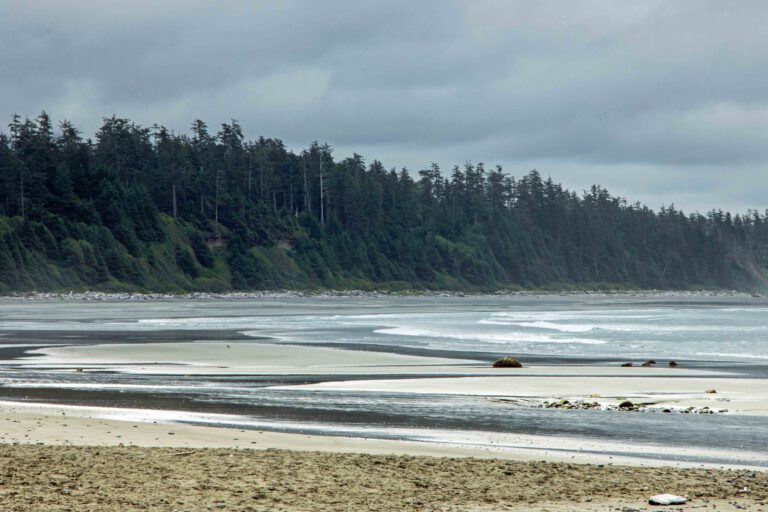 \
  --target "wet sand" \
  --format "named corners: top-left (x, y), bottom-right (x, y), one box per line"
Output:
top-left (19, 341), bottom-right (478, 375)
top-left (290, 371), bottom-right (768, 416)
top-left (3, 398), bottom-right (765, 470)
top-left (24, 340), bottom-right (766, 416)
top-left (5, 340), bottom-right (768, 468)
